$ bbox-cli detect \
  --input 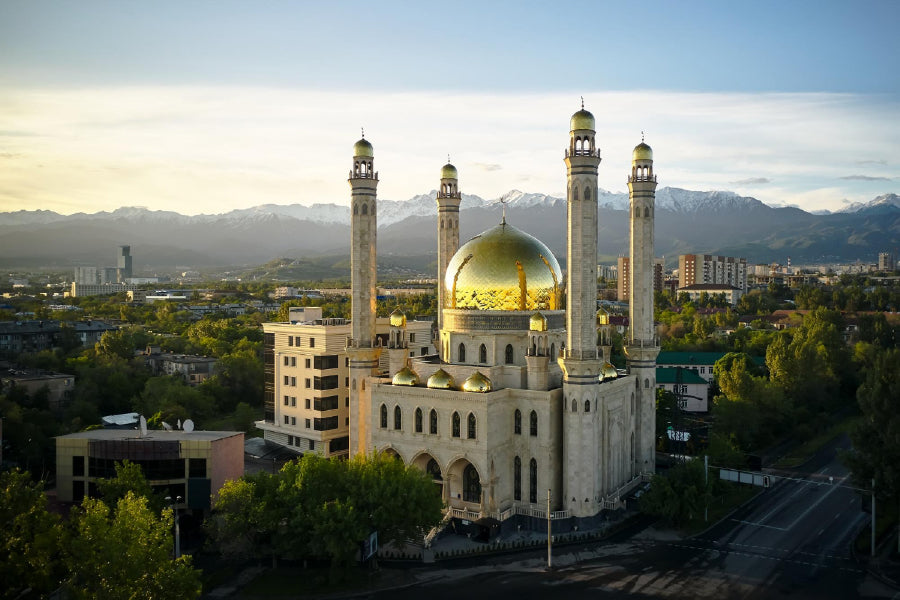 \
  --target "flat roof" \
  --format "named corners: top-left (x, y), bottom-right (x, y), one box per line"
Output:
top-left (56, 429), bottom-right (242, 442)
